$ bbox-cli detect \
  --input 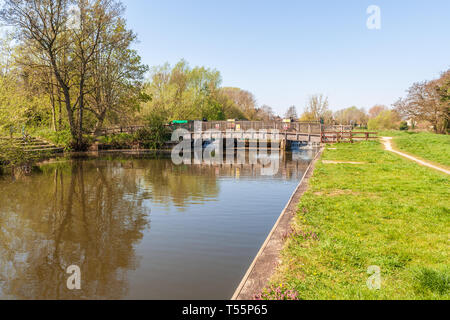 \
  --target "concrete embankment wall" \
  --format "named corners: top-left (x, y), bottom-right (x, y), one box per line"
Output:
top-left (232, 148), bottom-right (324, 300)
